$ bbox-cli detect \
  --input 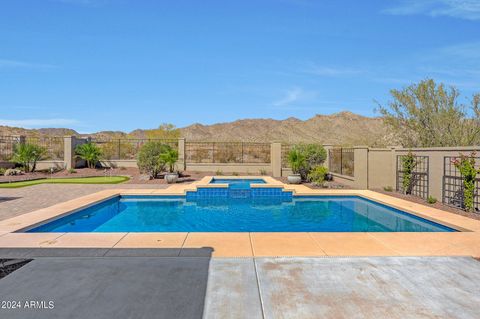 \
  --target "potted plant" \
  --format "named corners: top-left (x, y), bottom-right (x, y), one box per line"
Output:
top-left (287, 148), bottom-right (305, 184)
top-left (160, 147), bottom-right (179, 184)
